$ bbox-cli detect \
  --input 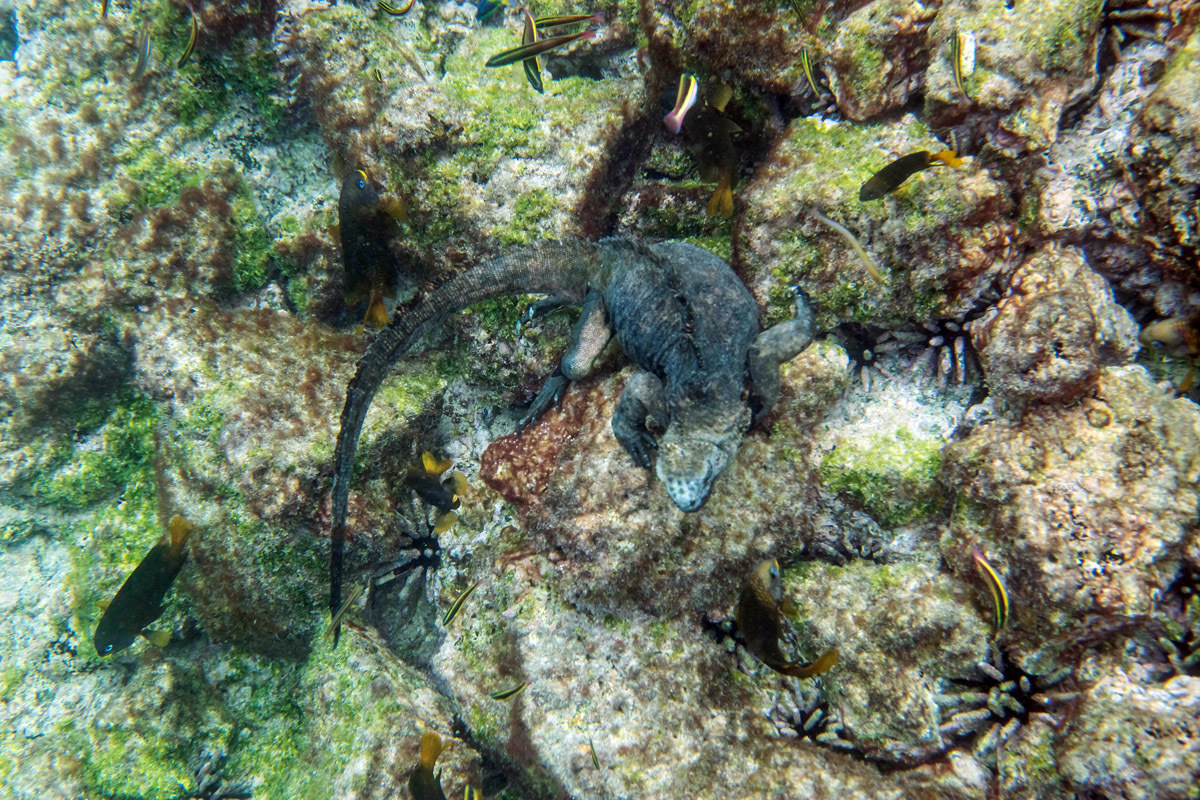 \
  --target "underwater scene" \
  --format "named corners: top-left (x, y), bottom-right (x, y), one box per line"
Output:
top-left (2, 0), bottom-right (1200, 797)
